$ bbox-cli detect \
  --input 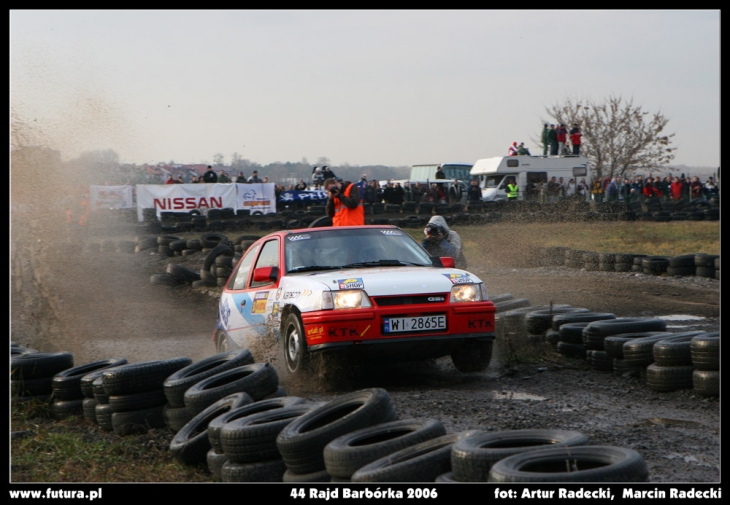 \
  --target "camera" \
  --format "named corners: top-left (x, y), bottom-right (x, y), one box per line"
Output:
top-left (329, 187), bottom-right (340, 196)
top-left (425, 223), bottom-right (444, 239)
